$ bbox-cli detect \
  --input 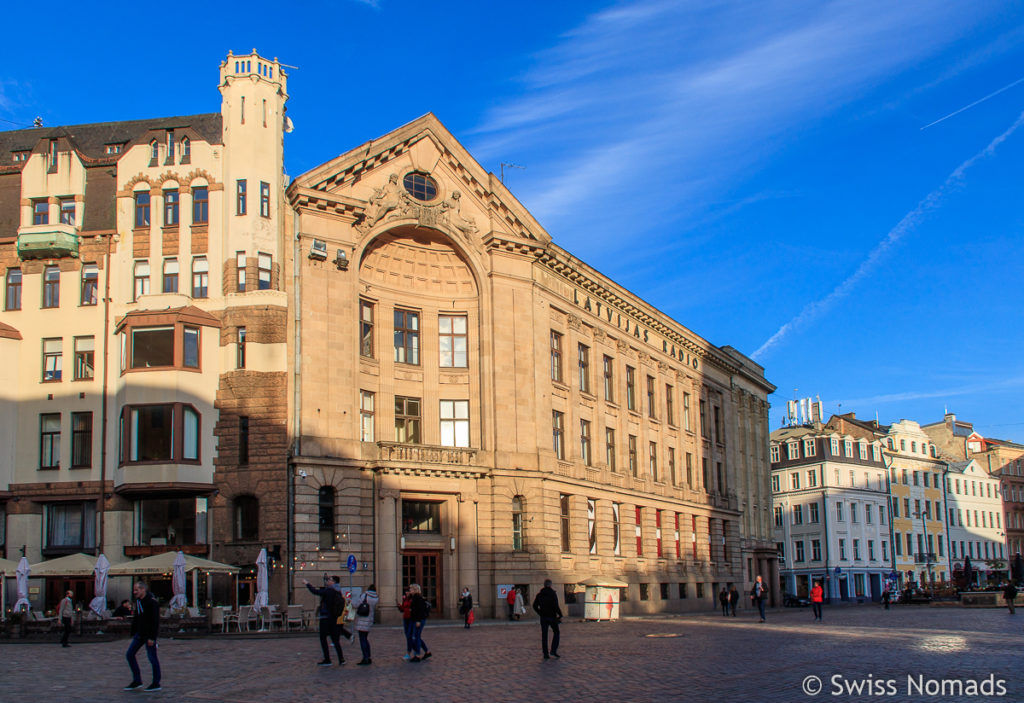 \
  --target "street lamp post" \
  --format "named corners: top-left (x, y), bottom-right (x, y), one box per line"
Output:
top-left (913, 510), bottom-right (933, 586)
